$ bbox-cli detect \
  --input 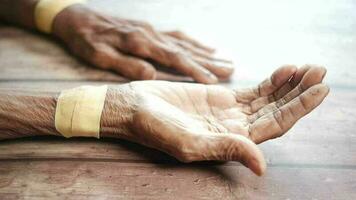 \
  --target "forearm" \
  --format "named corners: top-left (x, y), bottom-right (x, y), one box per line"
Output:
top-left (0, 85), bottom-right (136, 140)
top-left (0, 0), bottom-right (38, 29)
top-left (0, 89), bottom-right (60, 139)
